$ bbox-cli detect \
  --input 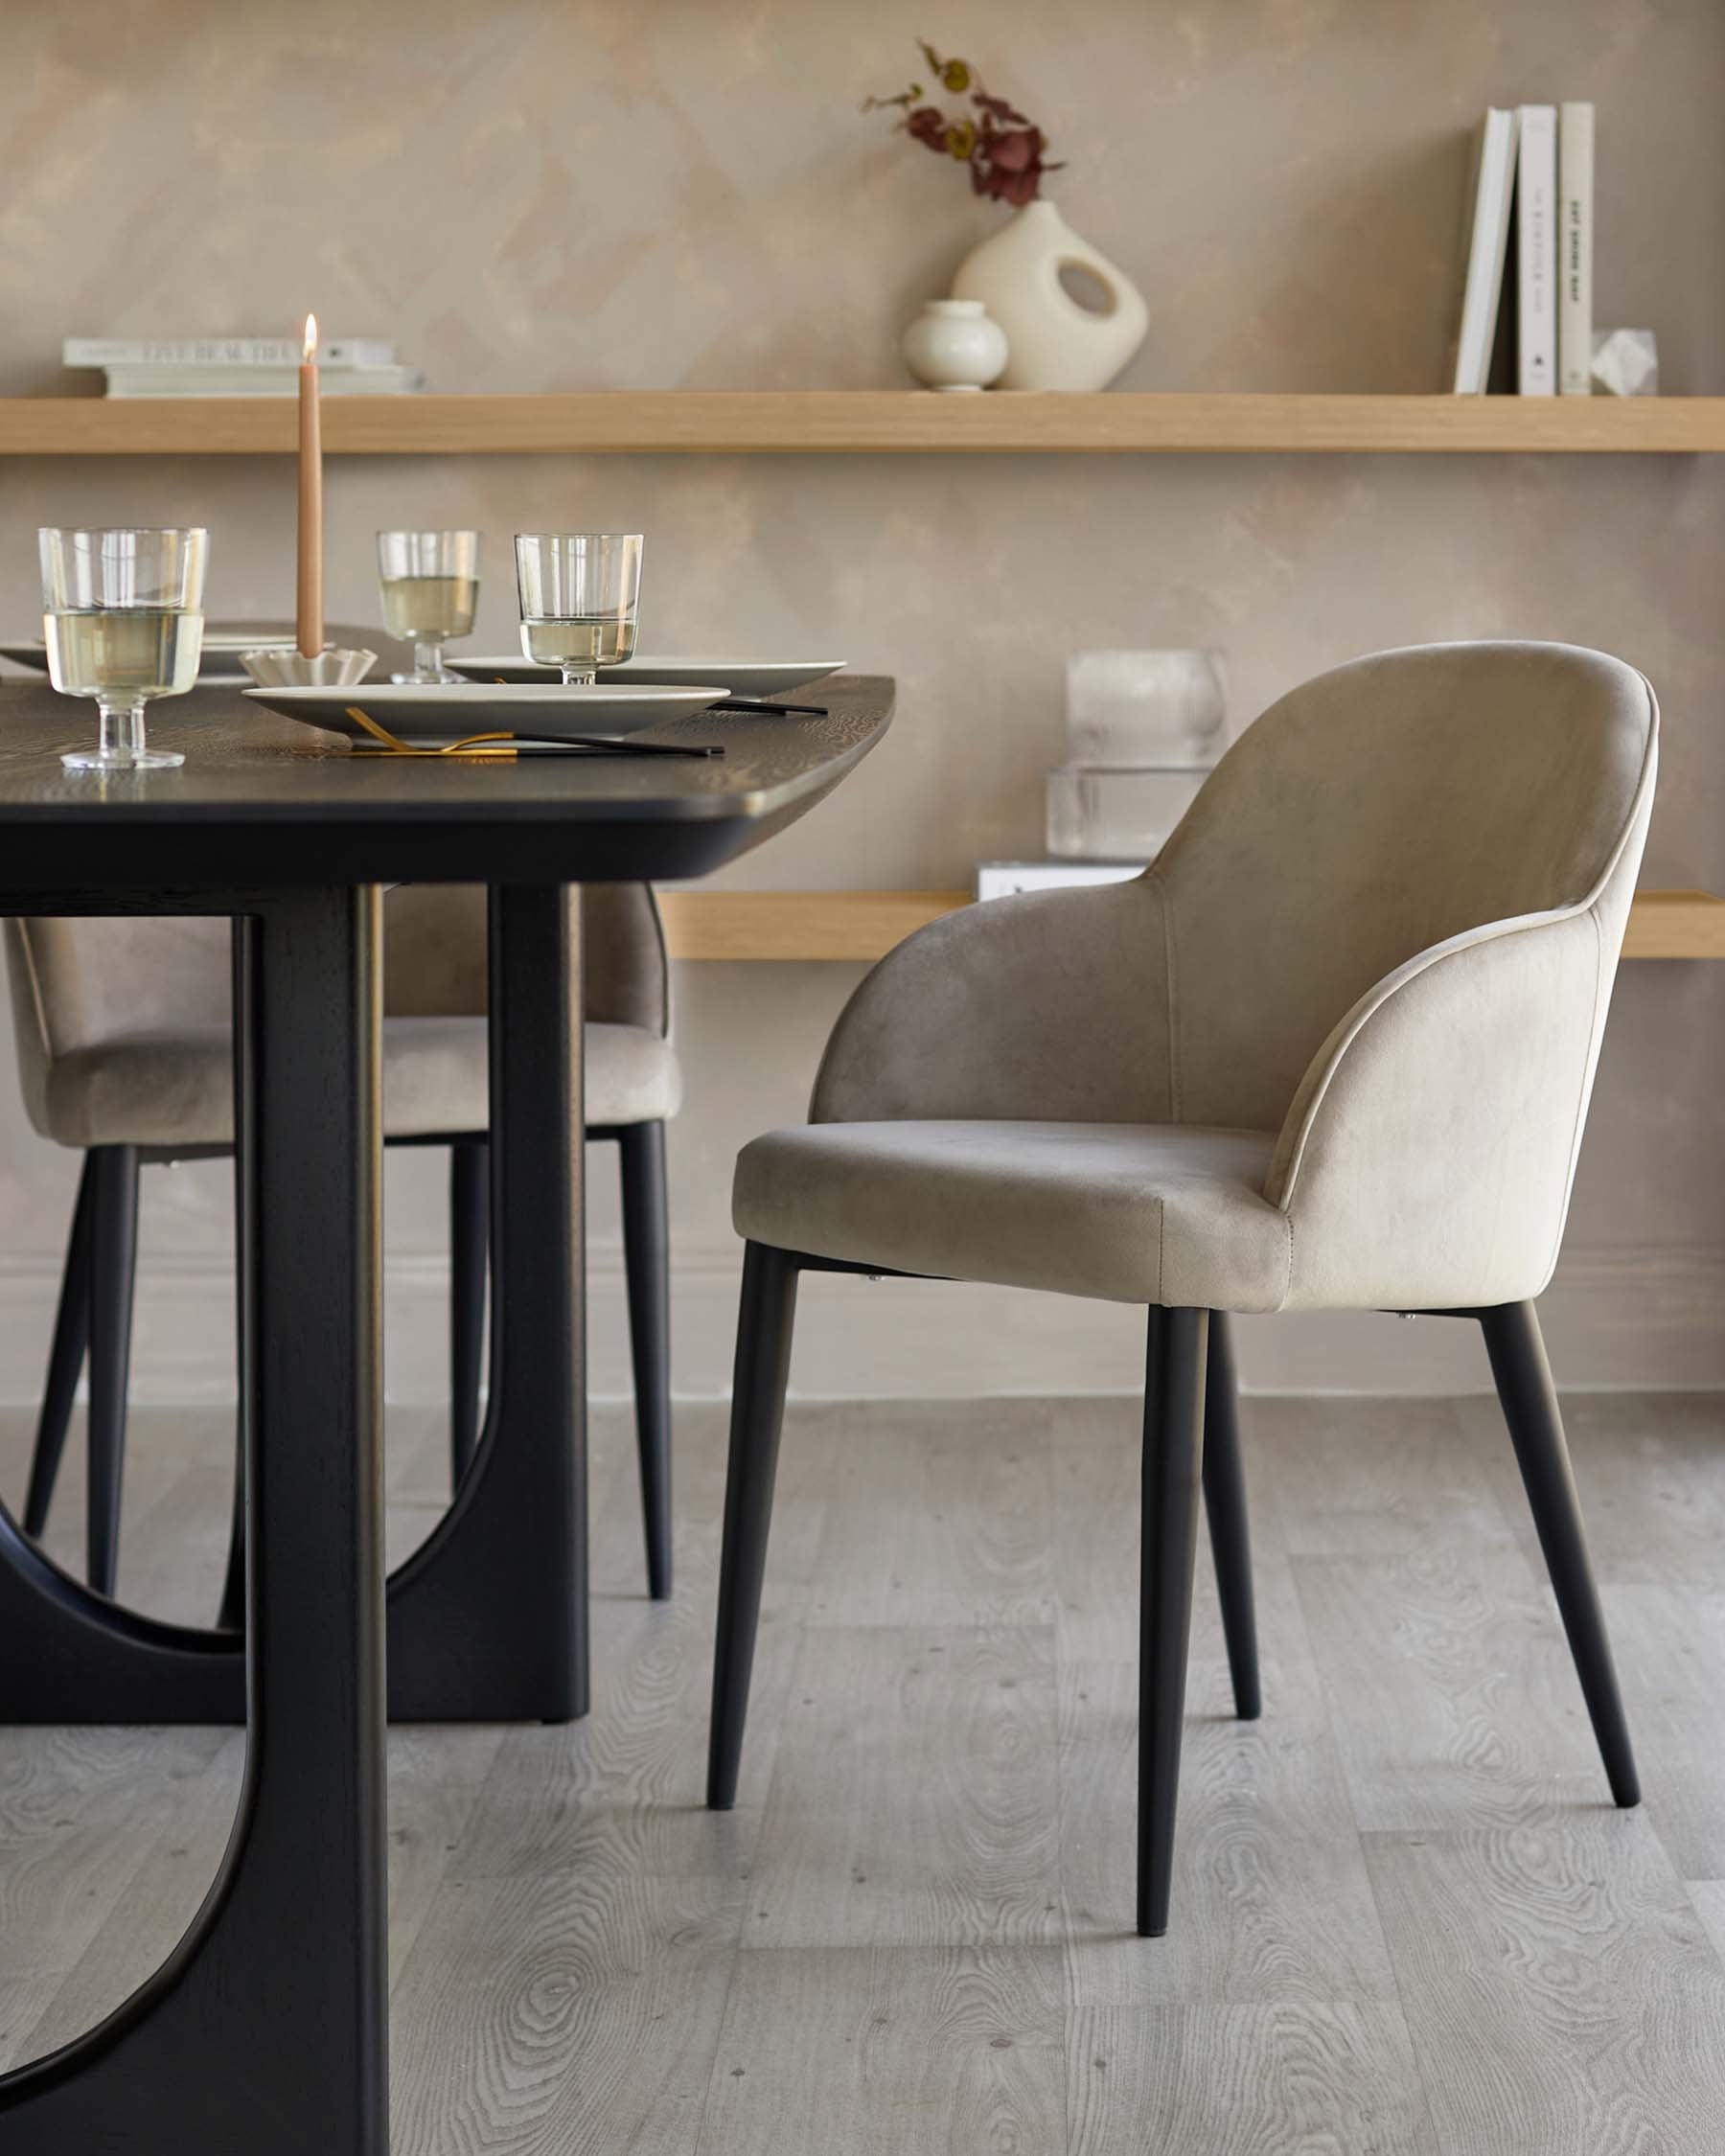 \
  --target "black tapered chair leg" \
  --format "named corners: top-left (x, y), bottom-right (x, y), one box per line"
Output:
top-left (1202, 1311), bottom-right (1261, 1720)
top-left (620, 1120), bottom-right (673, 1600)
top-left (85, 1144), bottom-right (141, 1597)
top-left (1138, 1305), bottom-right (1209, 1938)
top-left (707, 1242), bottom-right (799, 1810)
top-left (22, 1153), bottom-right (97, 1538)
top-left (1479, 1300), bottom-right (1641, 1807)
top-left (449, 1136), bottom-right (490, 1486)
